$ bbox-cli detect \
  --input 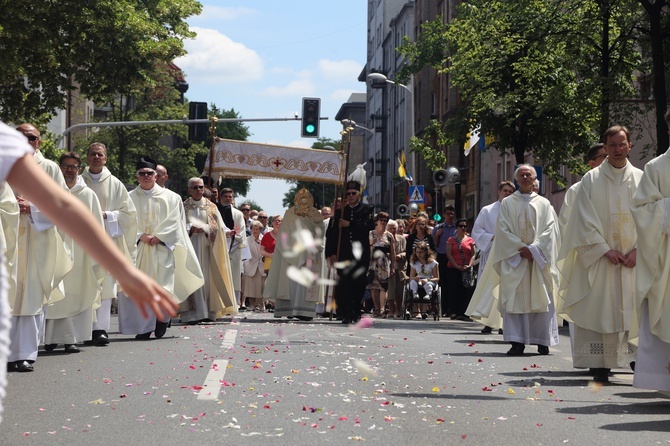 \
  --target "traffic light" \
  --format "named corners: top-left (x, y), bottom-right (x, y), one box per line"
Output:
top-left (301, 97), bottom-right (320, 138)
top-left (188, 102), bottom-right (208, 142)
